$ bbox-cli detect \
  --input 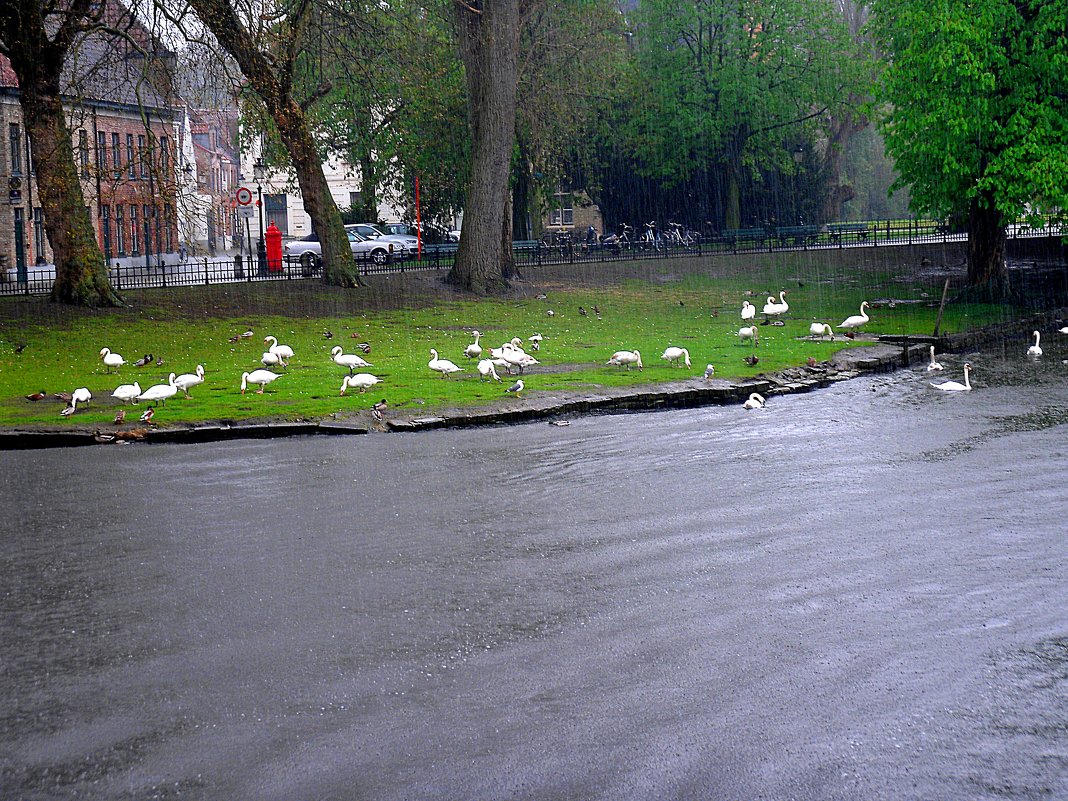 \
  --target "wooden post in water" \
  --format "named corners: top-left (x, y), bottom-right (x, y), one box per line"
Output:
top-left (932, 278), bottom-right (951, 336)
